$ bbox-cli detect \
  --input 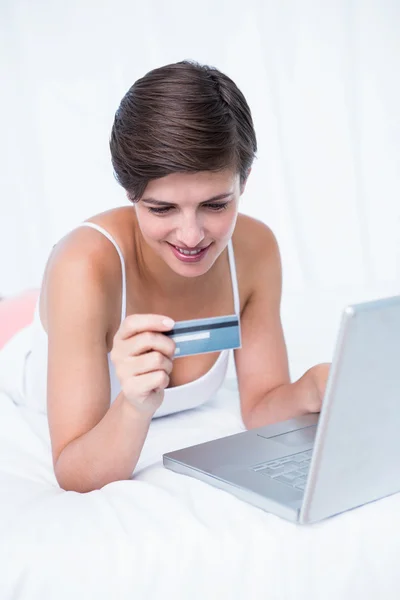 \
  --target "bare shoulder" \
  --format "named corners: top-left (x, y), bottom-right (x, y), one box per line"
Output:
top-left (41, 207), bottom-right (133, 336)
top-left (232, 213), bottom-right (281, 302)
top-left (233, 213), bottom-right (279, 255)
